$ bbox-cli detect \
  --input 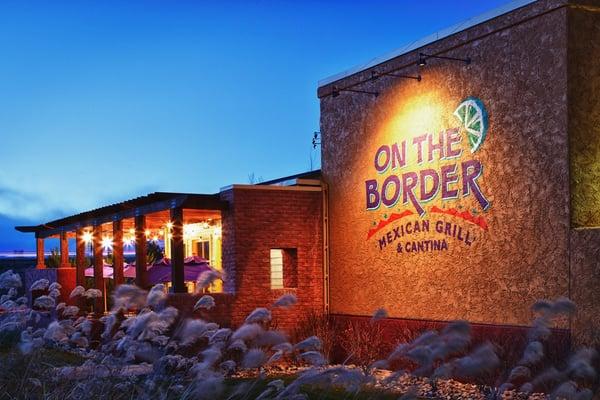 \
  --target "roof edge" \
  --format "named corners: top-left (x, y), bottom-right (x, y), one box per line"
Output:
top-left (317, 0), bottom-right (538, 88)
